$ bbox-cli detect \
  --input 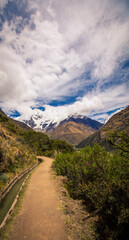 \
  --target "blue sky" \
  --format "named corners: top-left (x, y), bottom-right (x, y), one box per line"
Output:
top-left (0, 0), bottom-right (129, 123)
